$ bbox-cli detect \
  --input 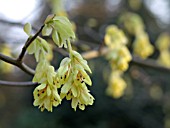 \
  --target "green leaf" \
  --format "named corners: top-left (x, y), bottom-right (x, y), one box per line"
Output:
top-left (24, 23), bottom-right (32, 35)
